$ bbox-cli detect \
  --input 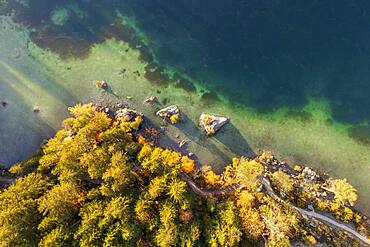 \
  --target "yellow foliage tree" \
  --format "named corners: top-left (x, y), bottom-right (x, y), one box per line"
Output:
top-left (203, 170), bottom-right (221, 186)
top-left (167, 179), bottom-right (187, 204)
top-left (324, 179), bottom-right (358, 206)
top-left (208, 200), bottom-right (242, 247)
top-left (233, 158), bottom-right (264, 191)
top-left (101, 151), bottom-right (133, 195)
top-left (259, 199), bottom-right (299, 246)
top-left (236, 191), bottom-right (265, 240)
top-left (1, 103), bottom-right (367, 246)
top-left (181, 156), bottom-right (195, 174)
top-left (270, 170), bottom-right (295, 195)
top-left (170, 114), bottom-right (181, 124)
top-left (147, 176), bottom-right (167, 200)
